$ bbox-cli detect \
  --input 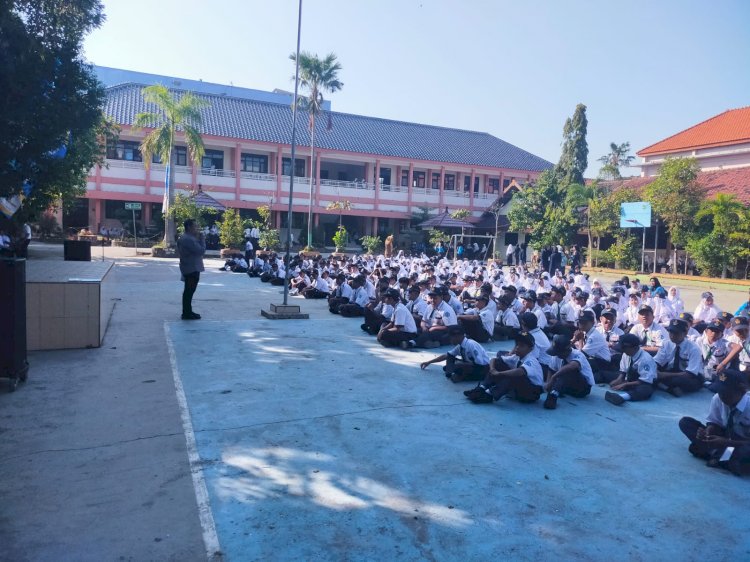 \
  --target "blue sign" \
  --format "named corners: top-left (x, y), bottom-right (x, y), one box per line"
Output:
top-left (620, 202), bottom-right (652, 228)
